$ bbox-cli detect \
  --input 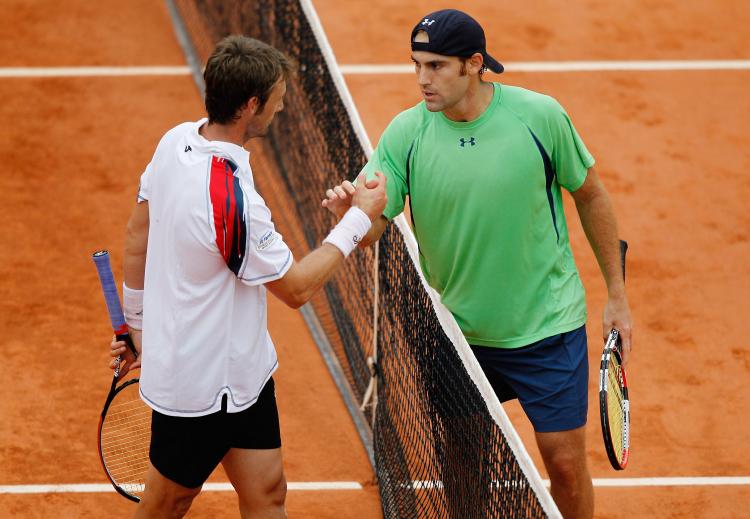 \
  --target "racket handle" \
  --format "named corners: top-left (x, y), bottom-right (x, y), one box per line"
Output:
top-left (612, 239), bottom-right (629, 349)
top-left (92, 250), bottom-right (138, 357)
